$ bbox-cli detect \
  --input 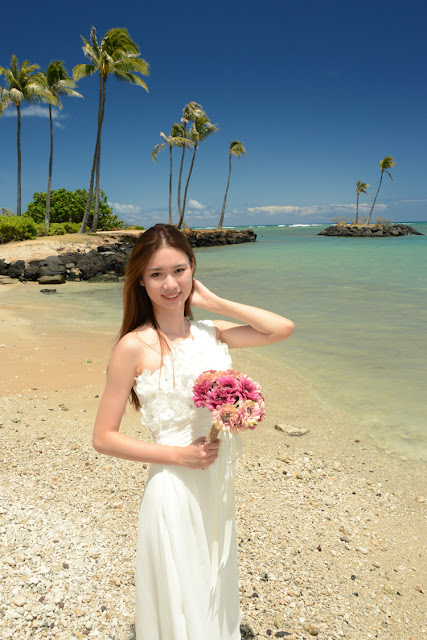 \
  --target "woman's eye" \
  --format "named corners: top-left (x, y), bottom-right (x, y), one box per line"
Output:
top-left (175, 268), bottom-right (185, 273)
top-left (151, 272), bottom-right (162, 278)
